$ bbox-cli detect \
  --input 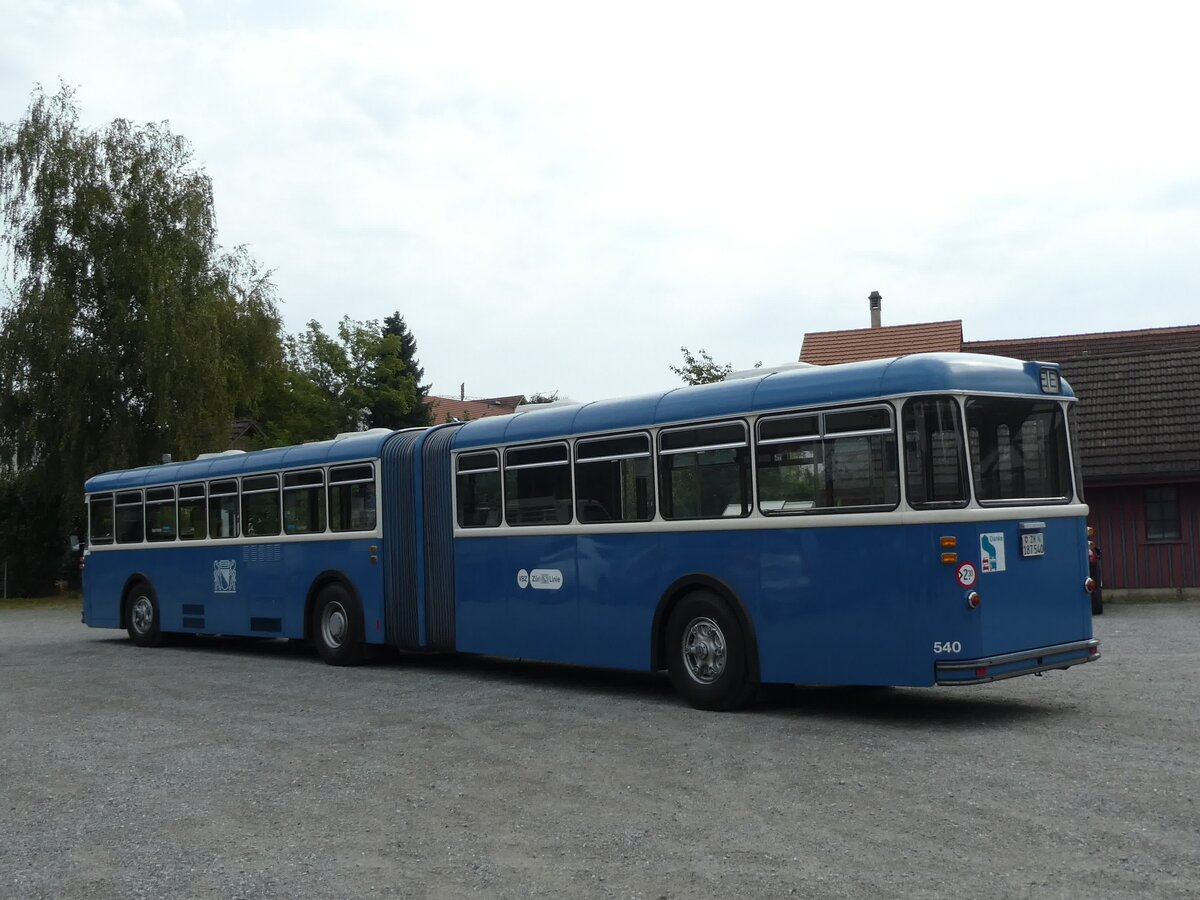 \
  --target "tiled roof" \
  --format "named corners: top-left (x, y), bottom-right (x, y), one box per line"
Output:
top-left (964, 324), bottom-right (1200, 362)
top-left (799, 320), bottom-right (963, 365)
top-left (426, 395), bottom-right (526, 423)
top-left (1056, 350), bottom-right (1200, 482)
